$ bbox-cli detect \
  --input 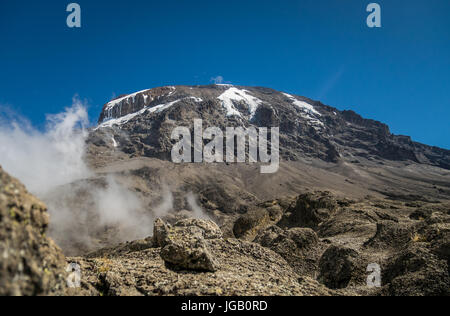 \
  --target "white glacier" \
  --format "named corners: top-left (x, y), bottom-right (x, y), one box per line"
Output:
top-left (97, 97), bottom-right (203, 130)
top-left (282, 93), bottom-right (324, 130)
top-left (218, 87), bottom-right (263, 118)
top-left (282, 93), bottom-right (321, 116)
